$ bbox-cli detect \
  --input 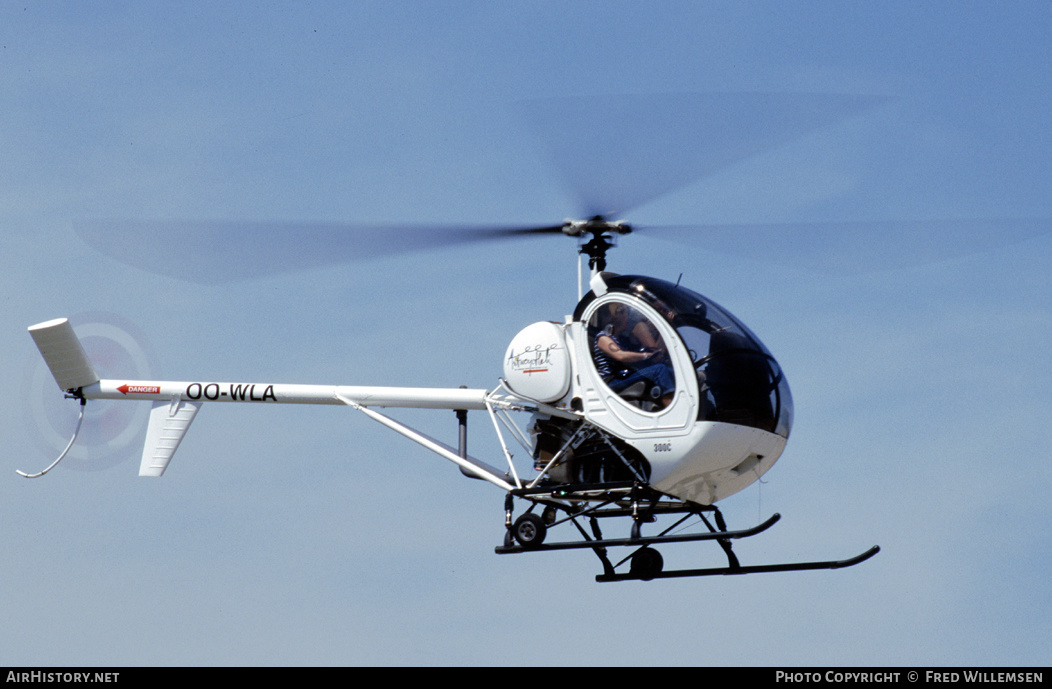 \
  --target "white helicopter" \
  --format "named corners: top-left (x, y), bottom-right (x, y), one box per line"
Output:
top-left (24, 215), bottom-right (878, 582)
